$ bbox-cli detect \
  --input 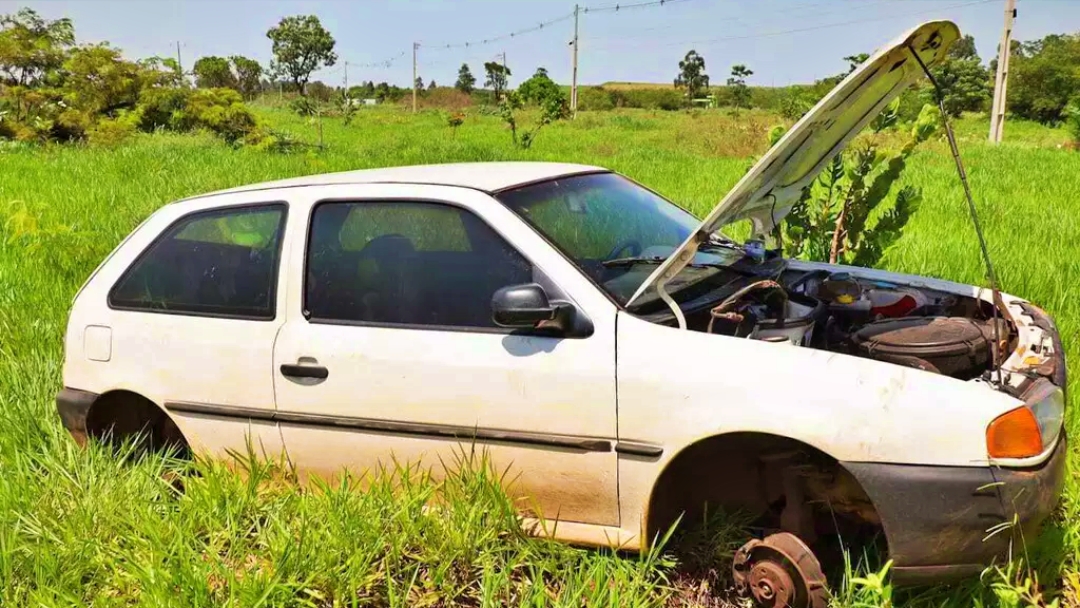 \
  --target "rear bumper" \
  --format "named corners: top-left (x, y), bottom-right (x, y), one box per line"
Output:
top-left (843, 431), bottom-right (1068, 586)
top-left (56, 387), bottom-right (98, 445)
